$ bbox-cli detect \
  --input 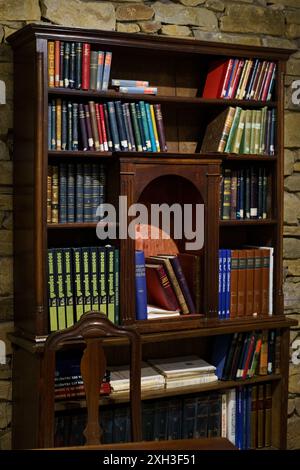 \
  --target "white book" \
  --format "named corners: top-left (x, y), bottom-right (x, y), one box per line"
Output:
top-left (221, 392), bottom-right (227, 438)
top-left (165, 374), bottom-right (218, 389)
top-left (147, 305), bottom-right (180, 319)
top-left (110, 362), bottom-right (165, 392)
top-left (226, 388), bottom-right (236, 445)
top-left (148, 355), bottom-right (216, 379)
